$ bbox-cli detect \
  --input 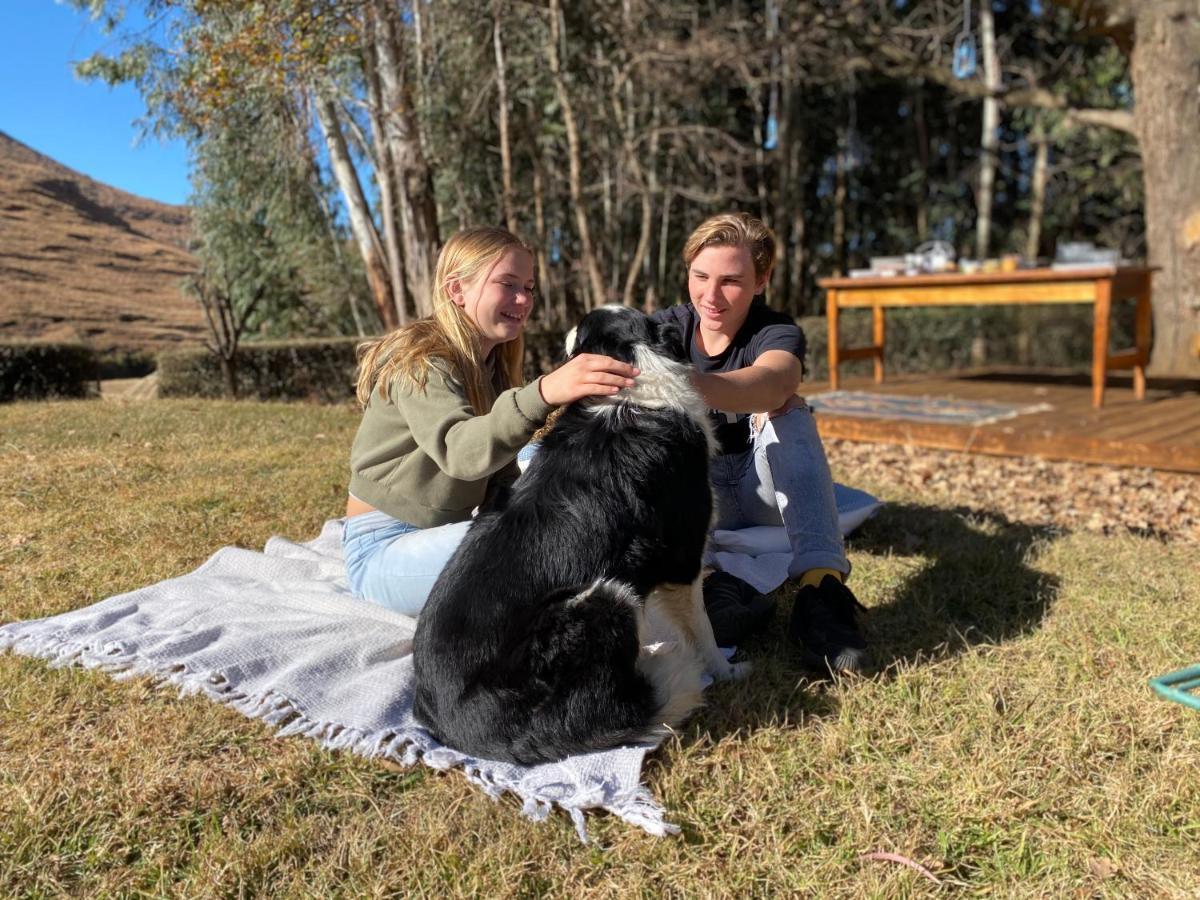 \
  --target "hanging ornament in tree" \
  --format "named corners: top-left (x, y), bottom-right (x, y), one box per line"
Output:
top-left (953, 0), bottom-right (978, 79)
